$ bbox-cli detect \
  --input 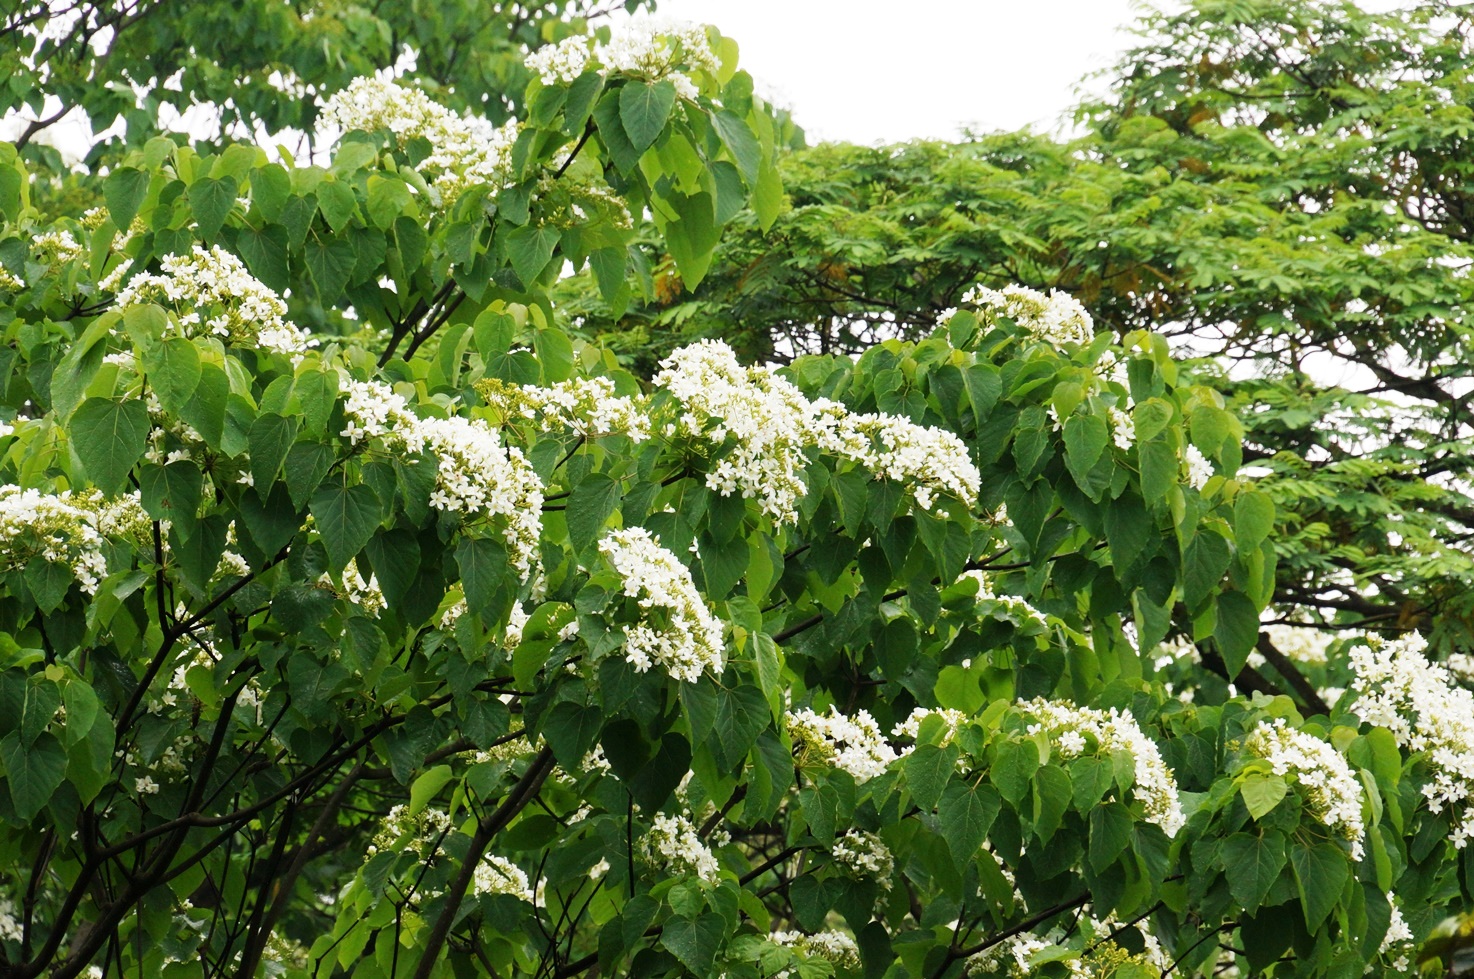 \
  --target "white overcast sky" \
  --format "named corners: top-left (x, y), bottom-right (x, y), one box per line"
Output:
top-left (636, 0), bottom-right (1148, 143)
